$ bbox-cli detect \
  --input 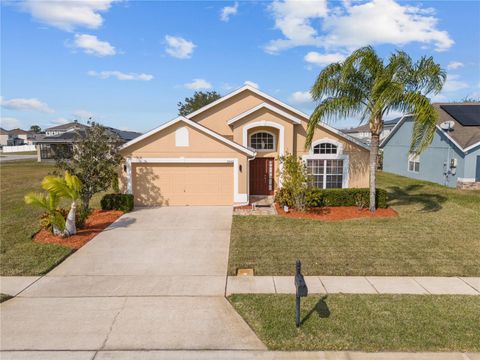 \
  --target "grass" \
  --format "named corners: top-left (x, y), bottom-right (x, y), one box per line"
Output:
top-left (229, 294), bottom-right (480, 352)
top-left (0, 160), bottom-right (105, 276)
top-left (228, 171), bottom-right (480, 276)
top-left (0, 151), bottom-right (37, 156)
